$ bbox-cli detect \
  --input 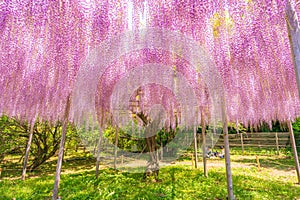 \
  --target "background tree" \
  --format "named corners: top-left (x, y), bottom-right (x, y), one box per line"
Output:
top-left (0, 116), bottom-right (80, 171)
